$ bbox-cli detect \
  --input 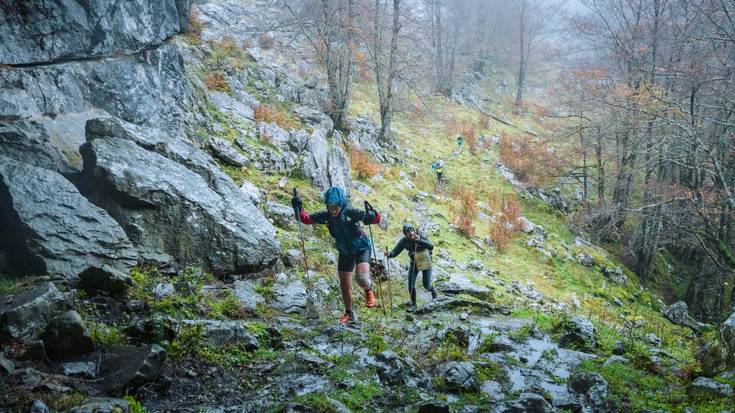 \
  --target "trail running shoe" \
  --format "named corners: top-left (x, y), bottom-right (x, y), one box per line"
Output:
top-left (339, 312), bottom-right (355, 324)
top-left (365, 290), bottom-right (377, 308)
